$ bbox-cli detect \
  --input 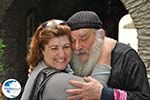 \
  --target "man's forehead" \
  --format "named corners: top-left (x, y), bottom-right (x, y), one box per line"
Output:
top-left (71, 28), bottom-right (93, 36)
top-left (71, 28), bottom-right (96, 37)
